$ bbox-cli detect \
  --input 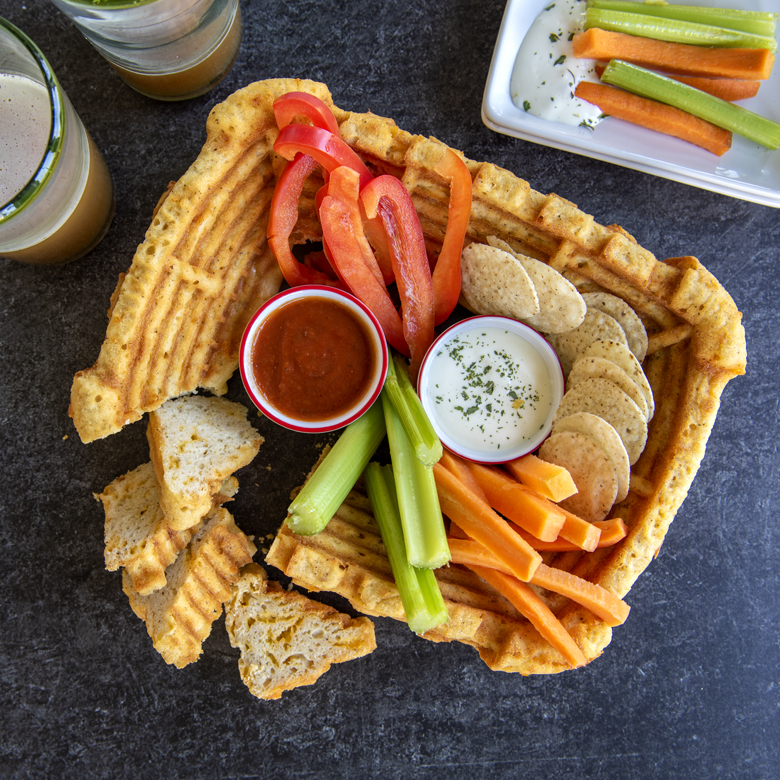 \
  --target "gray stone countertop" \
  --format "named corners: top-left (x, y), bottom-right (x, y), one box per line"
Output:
top-left (0, 1), bottom-right (777, 778)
